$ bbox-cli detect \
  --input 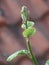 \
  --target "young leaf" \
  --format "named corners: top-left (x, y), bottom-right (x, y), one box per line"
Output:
top-left (21, 21), bottom-right (35, 29)
top-left (27, 21), bottom-right (35, 27)
top-left (23, 27), bottom-right (36, 37)
top-left (7, 50), bottom-right (29, 62)
top-left (45, 60), bottom-right (49, 65)
top-left (21, 6), bottom-right (28, 22)
top-left (21, 23), bottom-right (26, 29)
